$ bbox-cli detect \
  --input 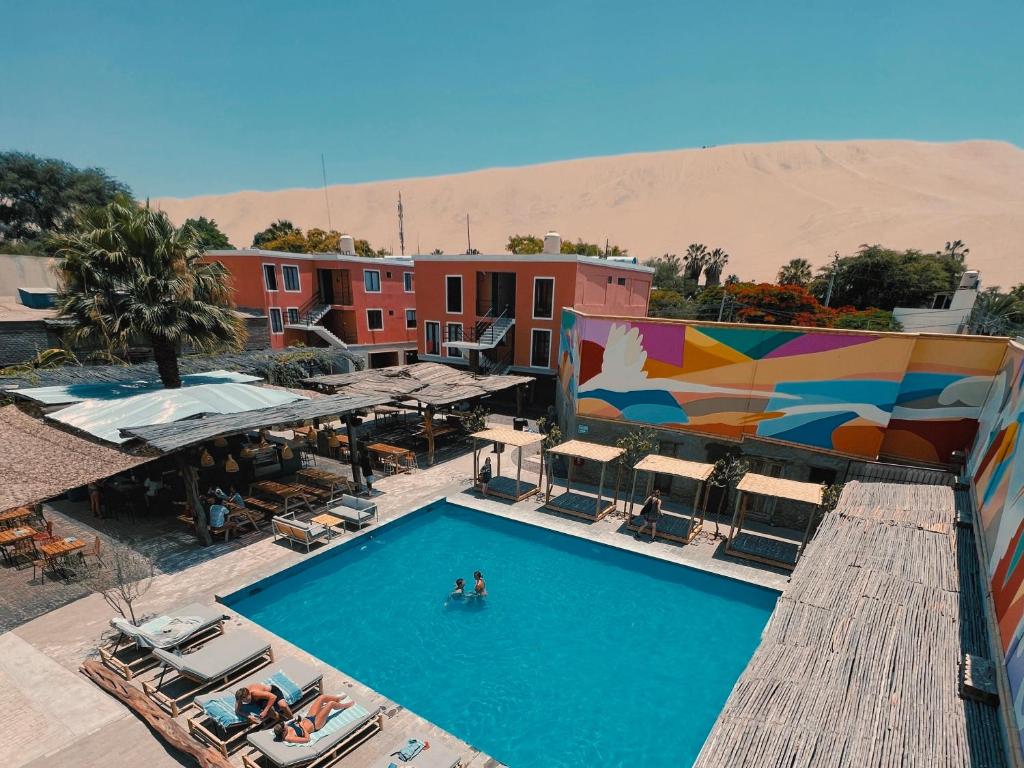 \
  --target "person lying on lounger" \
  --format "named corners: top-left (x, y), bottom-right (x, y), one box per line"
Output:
top-left (236, 683), bottom-right (293, 725)
top-left (273, 694), bottom-right (354, 743)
